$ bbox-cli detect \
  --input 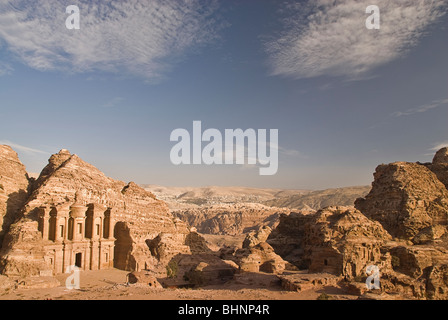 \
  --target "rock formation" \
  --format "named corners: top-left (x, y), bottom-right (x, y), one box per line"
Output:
top-left (426, 147), bottom-right (448, 190)
top-left (219, 227), bottom-right (287, 274)
top-left (355, 162), bottom-right (448, 240)
top-left (126, 271), bottom-right (163, 288)
top-left (0, 145), bottom-right (30, 243)
top-left (0, 147), bottom-right (205, 280)
top-left (268, 206), bottom-right (392, 280)
top-left (268, 148), bottom-right (448, 299)
top-left (173, 203), bottom-right (290, 235)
